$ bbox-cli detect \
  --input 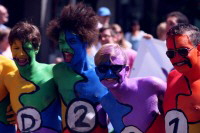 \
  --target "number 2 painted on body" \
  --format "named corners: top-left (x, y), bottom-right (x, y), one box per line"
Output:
top-left (67, 100), bottom-right (96, 132)
top-left (74, 105), bottom-right (90, 127)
